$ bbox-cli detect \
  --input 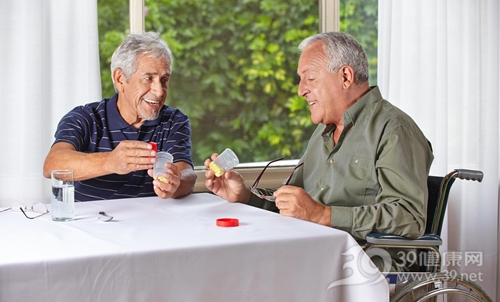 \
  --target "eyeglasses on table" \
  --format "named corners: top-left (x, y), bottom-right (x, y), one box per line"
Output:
top-left (250, 158), bottom-right (304, 202)
top-left (0, 201), bottom-right (49, 219)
